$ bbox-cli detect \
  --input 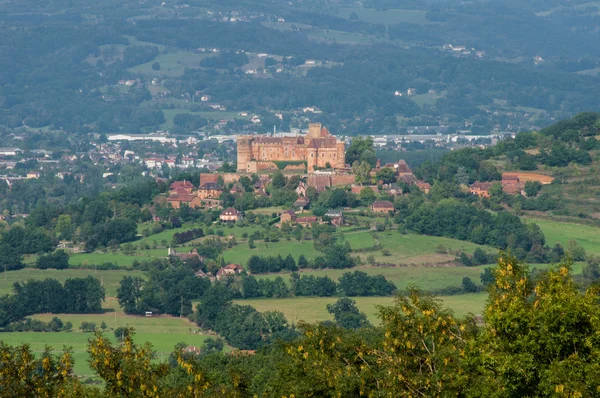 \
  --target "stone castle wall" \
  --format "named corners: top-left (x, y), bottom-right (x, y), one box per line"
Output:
top-left (237, 123), bottom-right (345, 172)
